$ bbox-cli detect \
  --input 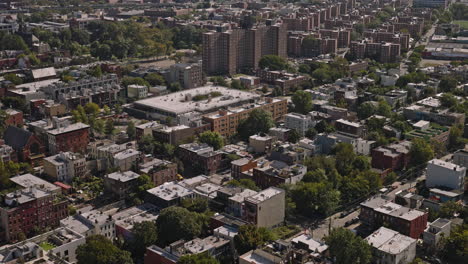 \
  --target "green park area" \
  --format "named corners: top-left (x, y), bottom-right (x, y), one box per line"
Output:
top-left (453, 20), bottom-right (468, 29)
